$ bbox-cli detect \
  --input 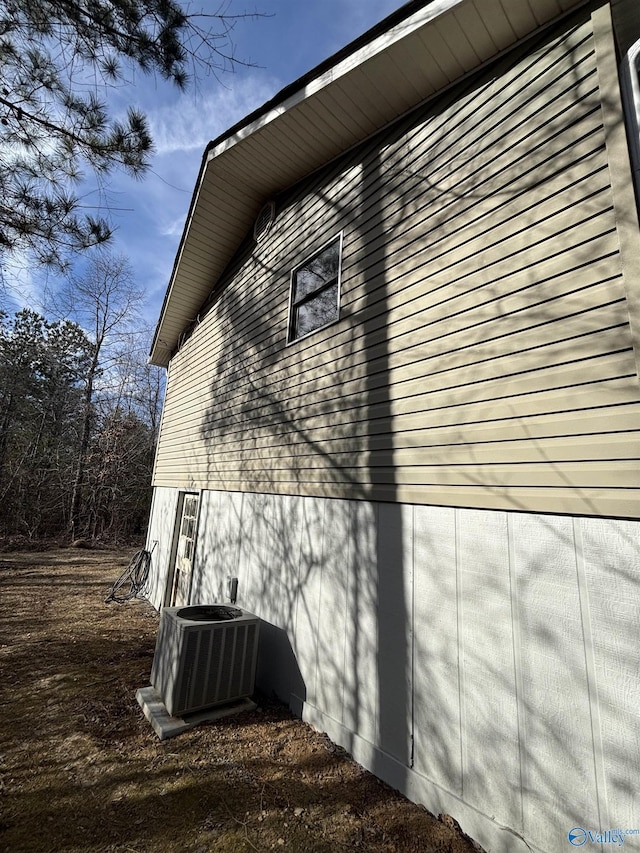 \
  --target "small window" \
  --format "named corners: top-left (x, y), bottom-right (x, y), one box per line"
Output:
top-left (288, 234), bottom-right (342, 342)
